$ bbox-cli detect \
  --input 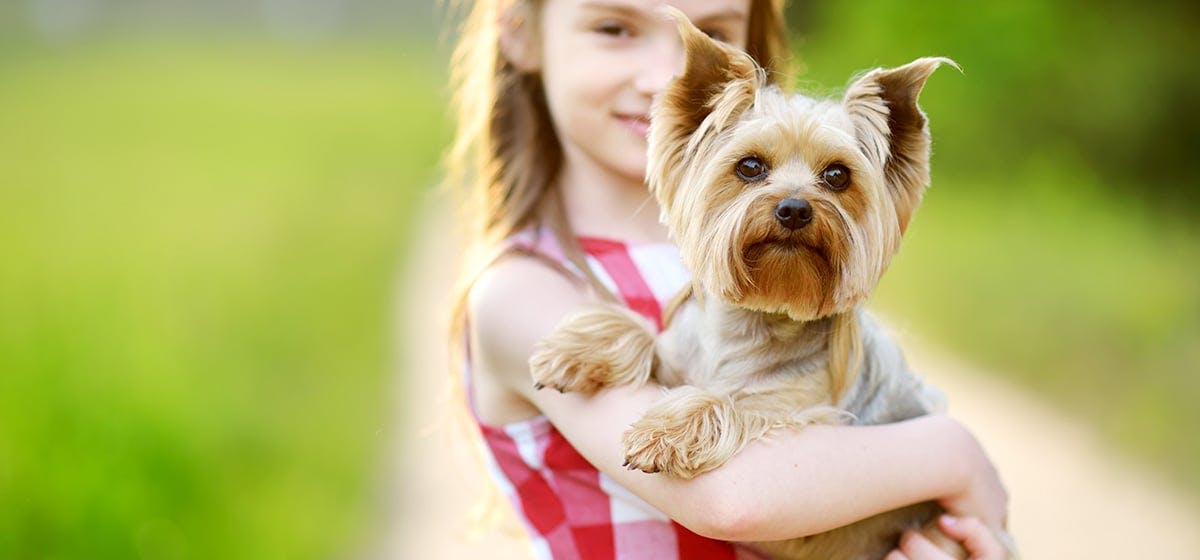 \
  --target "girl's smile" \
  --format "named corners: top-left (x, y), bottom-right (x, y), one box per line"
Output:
top-left (614, 113), bottom-right (652, 139)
